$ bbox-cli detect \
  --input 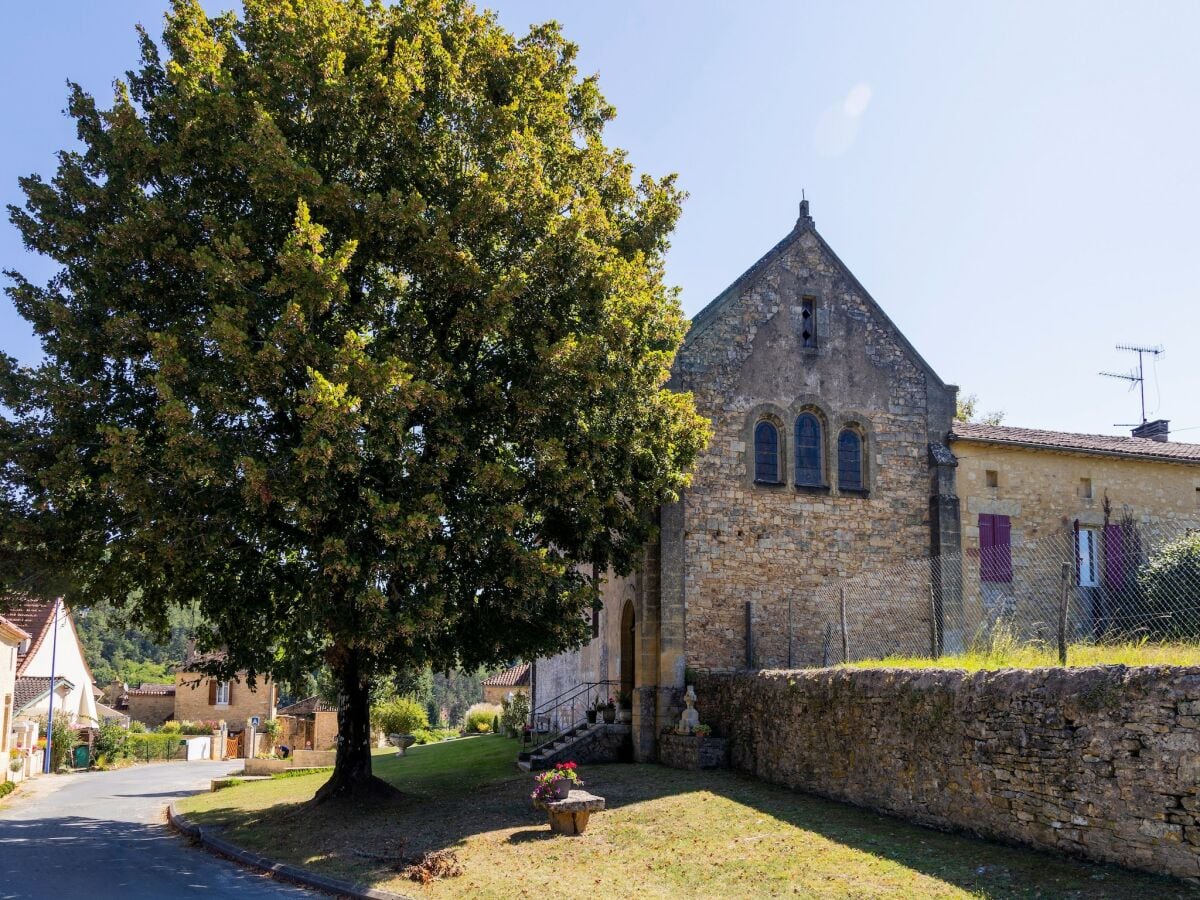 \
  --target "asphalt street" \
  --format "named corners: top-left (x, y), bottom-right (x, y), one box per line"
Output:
top-left (0, 760), bottom-right (315, 899)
